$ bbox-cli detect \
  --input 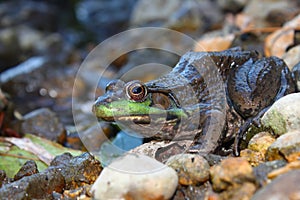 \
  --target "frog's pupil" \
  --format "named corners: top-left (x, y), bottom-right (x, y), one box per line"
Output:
top-left (132, 86), bottom-right (142, 94)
